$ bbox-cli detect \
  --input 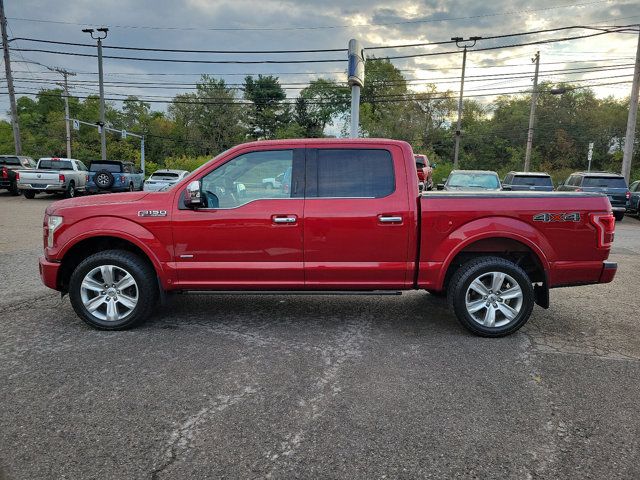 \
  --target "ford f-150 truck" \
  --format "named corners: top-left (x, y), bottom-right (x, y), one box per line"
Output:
top-left (18, 157), bottom-right (89, 198)
top-left (39, 139), bottom-right (617, 337)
